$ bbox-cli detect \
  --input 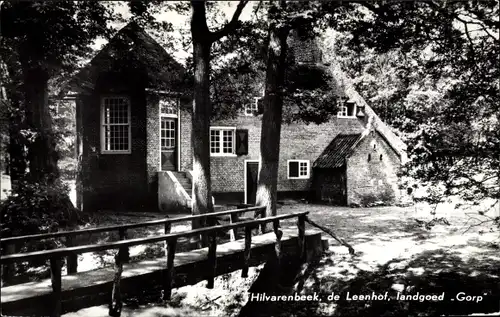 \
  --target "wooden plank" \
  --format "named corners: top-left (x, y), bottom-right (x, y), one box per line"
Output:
top-left (0, 212), bottom-right (309, 264)
top-left (164, 223), bottom-right (171, 257)
top-left (206, 233), bottom-right (217, 289)
top-left (297, 214), bottom-right (306, 262)
top-left (162, 238), bottom-right (177, 301)
top-left (50, 257), bottom-right (62, 317)
top-left (66, 236), bottom-right (78, 275)
top-left (242, 226), bottom-right (252, 278)
top-left (0, 206), bottom-right (266, 245)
